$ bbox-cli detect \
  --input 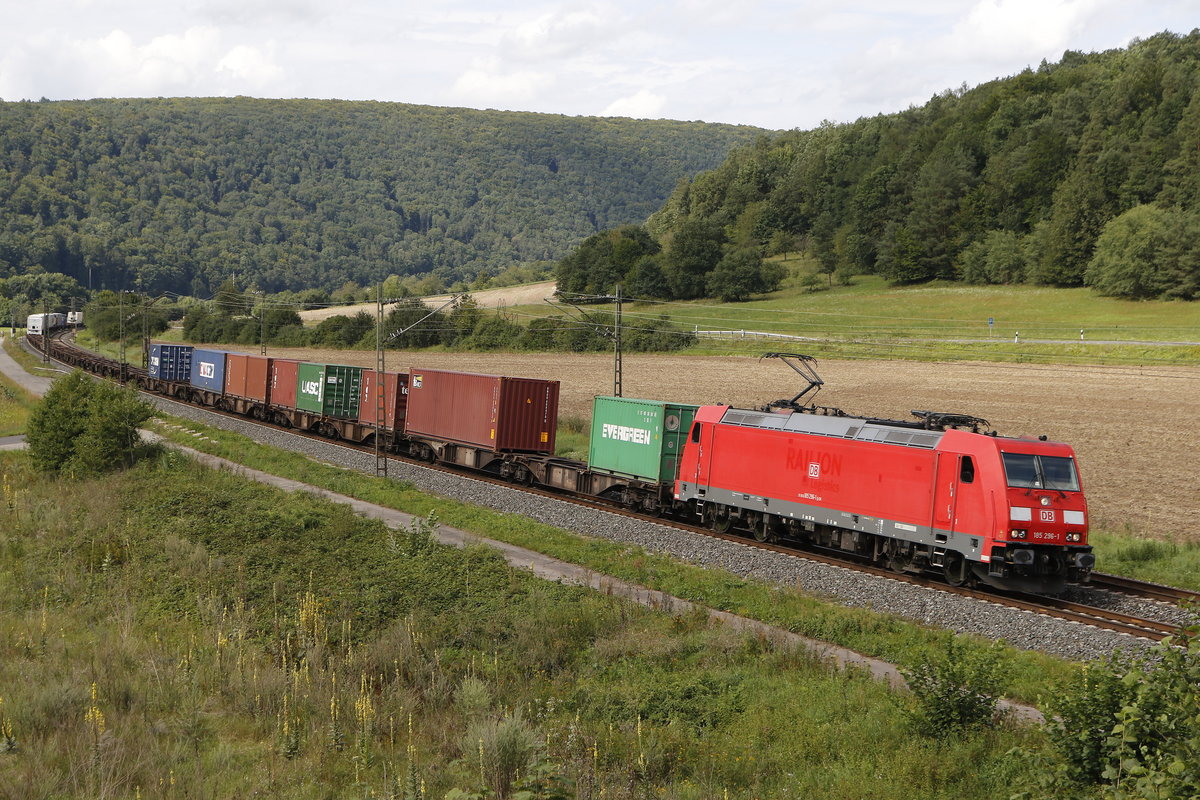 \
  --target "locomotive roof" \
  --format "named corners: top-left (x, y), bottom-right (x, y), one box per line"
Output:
top-left (718, 407), bottom-right (946, 450)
